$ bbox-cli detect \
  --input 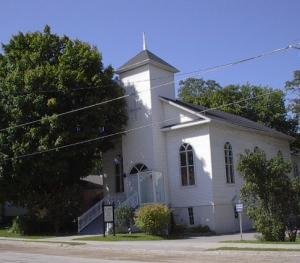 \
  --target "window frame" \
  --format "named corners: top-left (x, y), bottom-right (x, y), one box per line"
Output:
top-left (188, 207), bottom-right (195, 225)
top-left (129, 163), bottom-right (148, 175)
top-left (179, 143), bottom-right (196, 186)
top-left (224, 142), bottom-right (235, 184)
